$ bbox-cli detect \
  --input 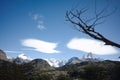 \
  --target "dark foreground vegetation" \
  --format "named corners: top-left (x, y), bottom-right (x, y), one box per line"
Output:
top-left (0, 59), bottom-right (120, 80)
